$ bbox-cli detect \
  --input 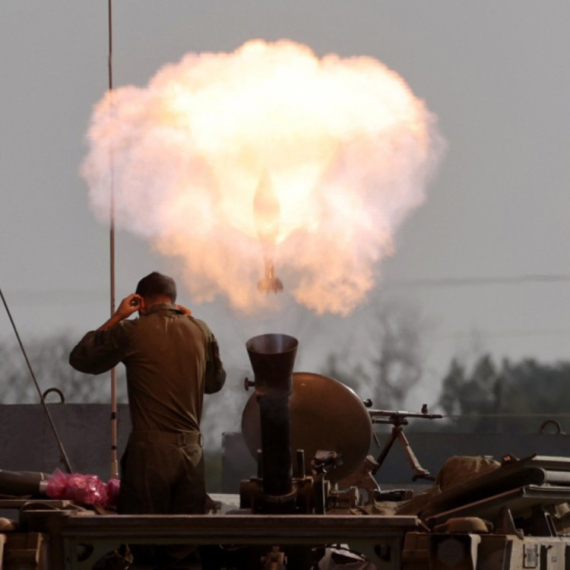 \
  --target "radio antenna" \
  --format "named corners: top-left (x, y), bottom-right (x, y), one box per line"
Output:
top-left (108, 0), bottom-right (119, 479)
